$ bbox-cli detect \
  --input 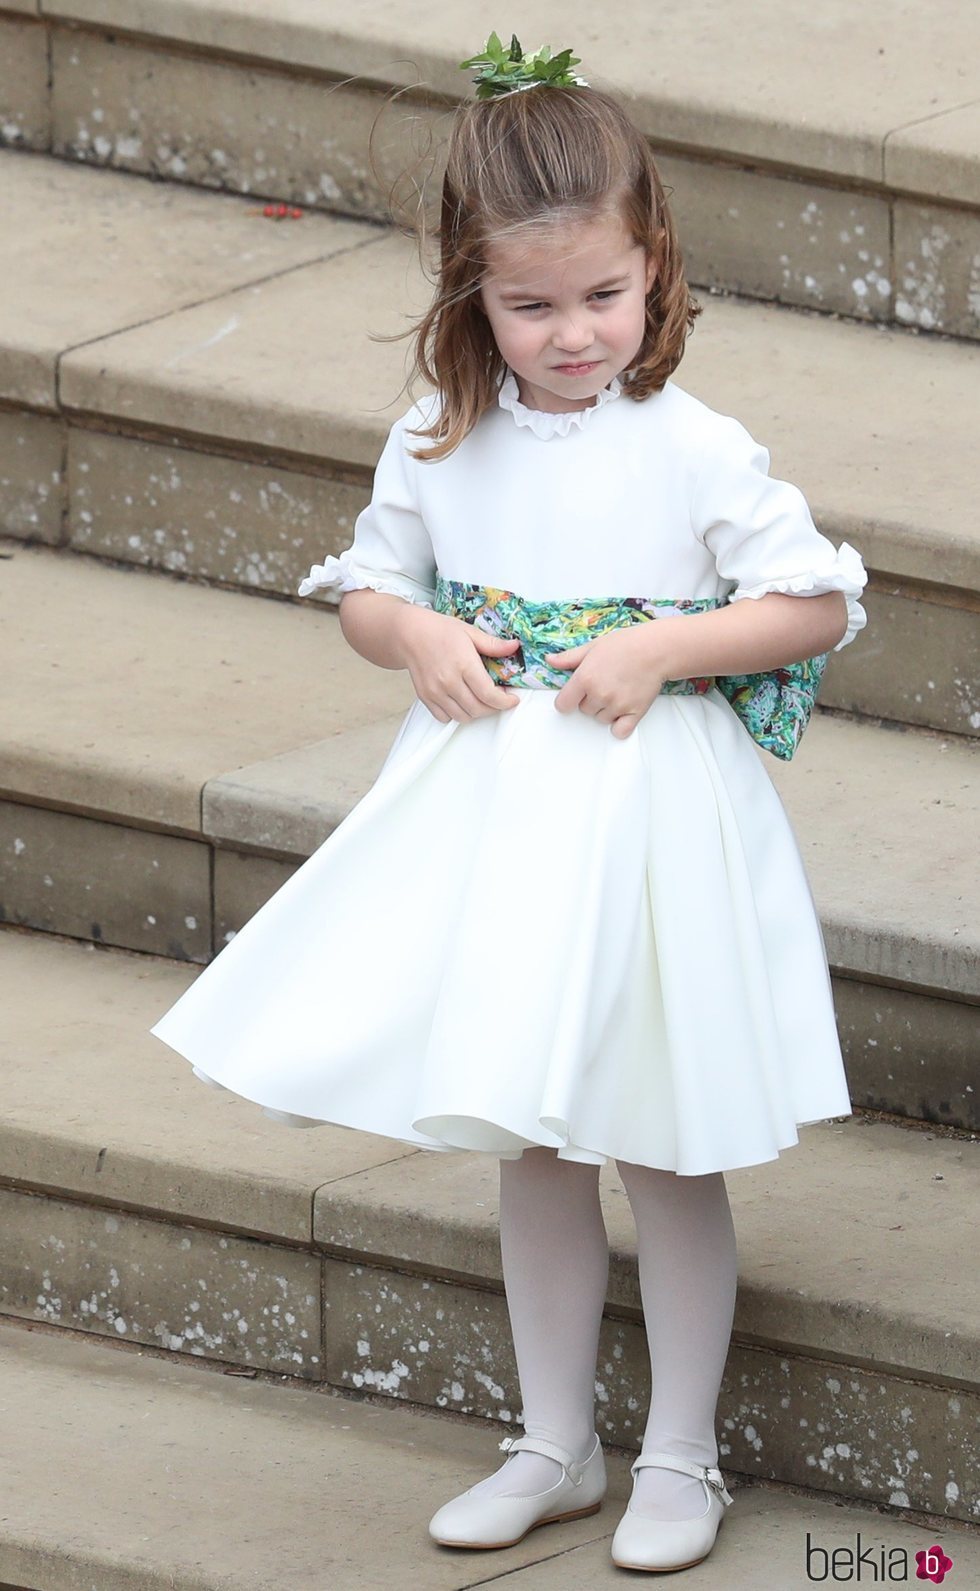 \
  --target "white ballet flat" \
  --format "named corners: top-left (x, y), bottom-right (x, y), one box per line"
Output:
top-left (428, 1431), bottom-right (606, 1549)
top-left (610, 1450), bottom-right (734, 1572)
